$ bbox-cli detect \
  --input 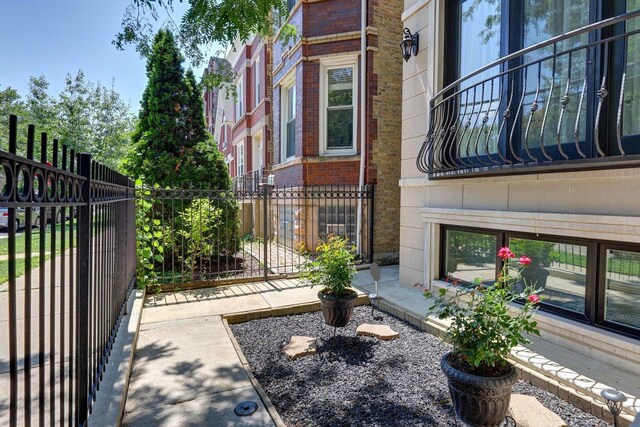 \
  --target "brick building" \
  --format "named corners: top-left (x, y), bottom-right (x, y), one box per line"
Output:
top-left (202, 57), bottom-right (229, 136)
top-left (271, 0), bottom-right (403, 263)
